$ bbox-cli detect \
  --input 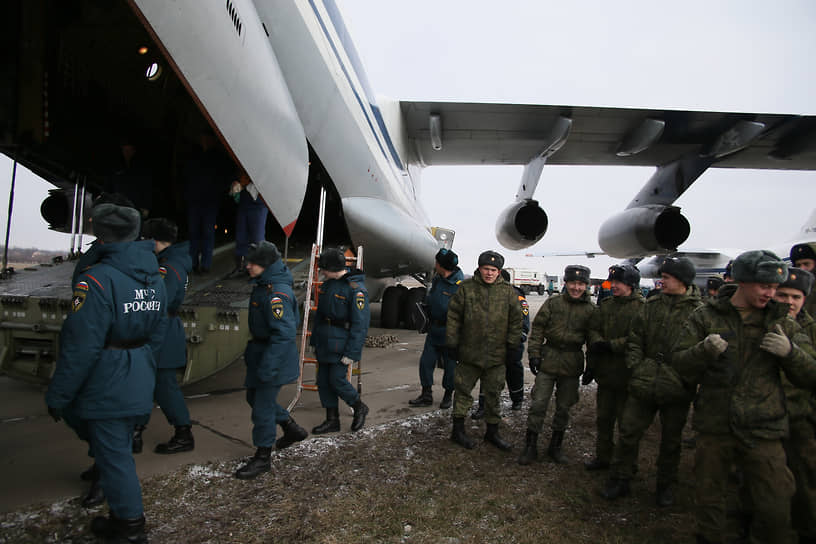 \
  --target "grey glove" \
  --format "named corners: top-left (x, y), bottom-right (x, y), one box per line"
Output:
top-left (703, 334), bottom-right (728, 358)
top-left (760, 324), bottom-right (792, 358)
top-left (341, 356), bottom-right (355, 366)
